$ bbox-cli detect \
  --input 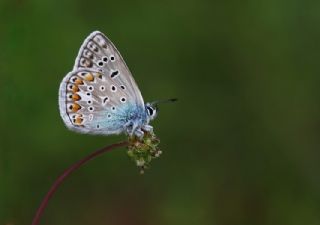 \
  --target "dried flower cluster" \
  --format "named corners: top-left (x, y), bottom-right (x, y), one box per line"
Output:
top-left (127, 132), bottom-right (162, 174)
